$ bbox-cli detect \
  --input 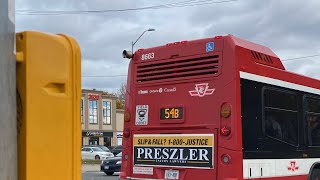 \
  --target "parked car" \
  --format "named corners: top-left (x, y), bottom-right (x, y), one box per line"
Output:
top-left (83, 145), bottom-right (111, 152)
top-left (107, 146), bottom-right (116, 151)
top-left (81, 147), bottom-right (114, 160)
top-left (110, 145), bottom-right (122, 156)
top-left (101, 152), bottom-right (122, 176)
